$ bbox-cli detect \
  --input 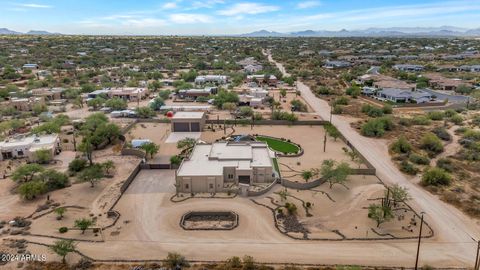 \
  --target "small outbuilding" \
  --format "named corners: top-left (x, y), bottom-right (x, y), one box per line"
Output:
top-left (171, 112), bottom-right (206, 132)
